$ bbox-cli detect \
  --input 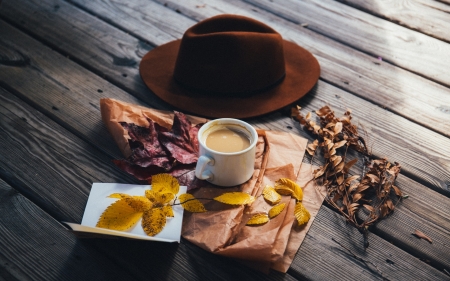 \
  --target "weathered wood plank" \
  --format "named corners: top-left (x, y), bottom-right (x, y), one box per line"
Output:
top-left (0, 0), bottom-right (176, 111)
top-left (371, 175), bottom-right (450, 271)
top-left (2, 0), bottom-right (449, 138)
top-left (292, 206), bottom-right (450, 281)
top-left (1, 4), bottom-right (450, 196)
top-left (336, 0), bottom-right (450, 43)
top-left (0, 87), bottom-right (139, 221)
top-left (1, 71), bottom-right (446, 281)
top-left (0, 178), bottom-right (139, 281)
top-left (149, 0), bottom-right (450, 194)
top-left (245, 0), bottom-right (450, 88)
top-left (251, 111), bottom-right (450, 270)
top-left (0, 88), bottom-right (295, 281)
